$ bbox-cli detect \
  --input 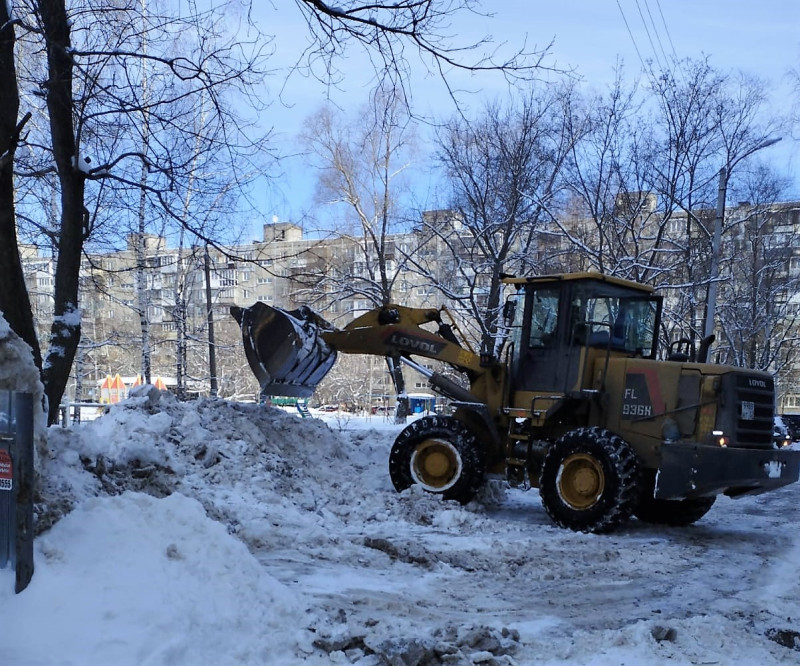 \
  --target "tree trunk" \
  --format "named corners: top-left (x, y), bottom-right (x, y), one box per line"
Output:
top-left (174, 229), bottom-right (187, 401)
top-left (136, 0), bottom-right (152, 385)
top-left (39, 0), bottom-right (87, 424)
top-left (176, 293), bottom-right (187, 400)
top-left (0, 6), bottom-right (41, 369)
top-left (134, 220), bottom-right (152, 385)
